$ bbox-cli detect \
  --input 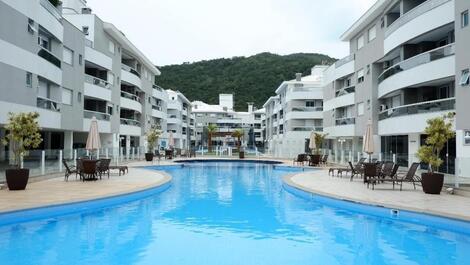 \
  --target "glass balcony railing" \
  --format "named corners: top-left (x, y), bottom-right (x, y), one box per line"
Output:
top-left (291, 106), bottom-right (324, 112)
top-left (120, 118), bottom-right (140, 127)
top-left (335, 117), bottom-right (355, 126)
top-left (152, 105), bottom-right (162, 111)
top-left (378, 43), bottom-right (455, 83)
top-left (120, 91), bottom-right (141, 103)
top-left (121, 64), bottom-right (141, 77)
top-left (37, 97), bottom-right (60, 112)
top-left (291, 126), bottom-right (323, 132)
top-left (335, 54), bottom-right (355, 68)
top-left (85, 75), bottom-right (111, 89)
top-left (335, 86), bottom-right (355, 97)
top-left (378, 98), bottom-right (455, 121)
top-left (84, 110), bottom-right (110, 121)
top-left (40, 0), bottom-right (61, 21)
top-left (38, 47), bottom-right (61, 68)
